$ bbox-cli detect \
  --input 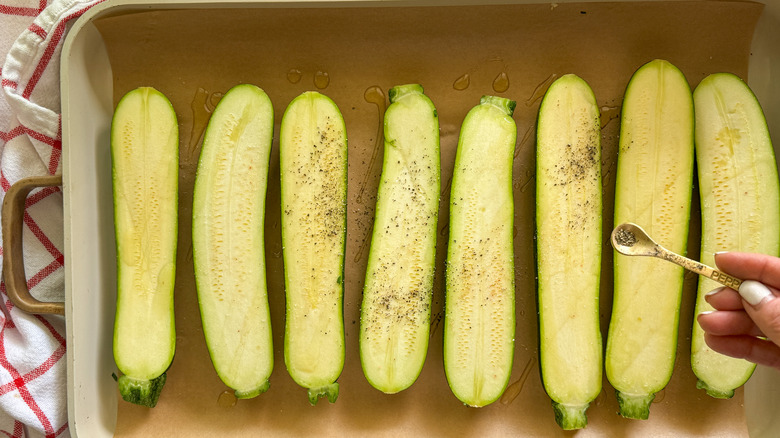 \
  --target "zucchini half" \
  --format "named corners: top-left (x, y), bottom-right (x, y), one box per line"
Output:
top-left (443, 95), bottom-right (516, 407)
top-left (359, 84), bottom-right (440, 394)
top-left (691, 73), bottom-right (780, 398)
top-left (192, 84), bottom-right (275, 399)
top-left (280, 91), bottom-right (347, 405)
top-left (605, 59), bottom-right (694, 419)
top-left (111, 87), bottom-right (178, 407)
top-left (536, 74), bottom-right (602, 429)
